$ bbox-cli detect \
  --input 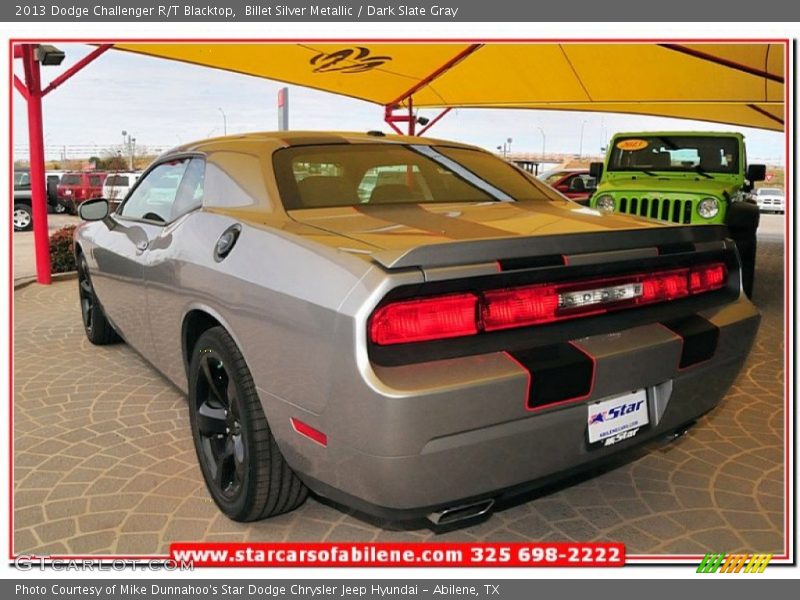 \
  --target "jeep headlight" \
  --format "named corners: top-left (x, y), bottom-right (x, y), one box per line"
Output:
top-left (596, 195), bottom-right (615, 213)
top-left (697, 197), bottom-right (720, 219)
